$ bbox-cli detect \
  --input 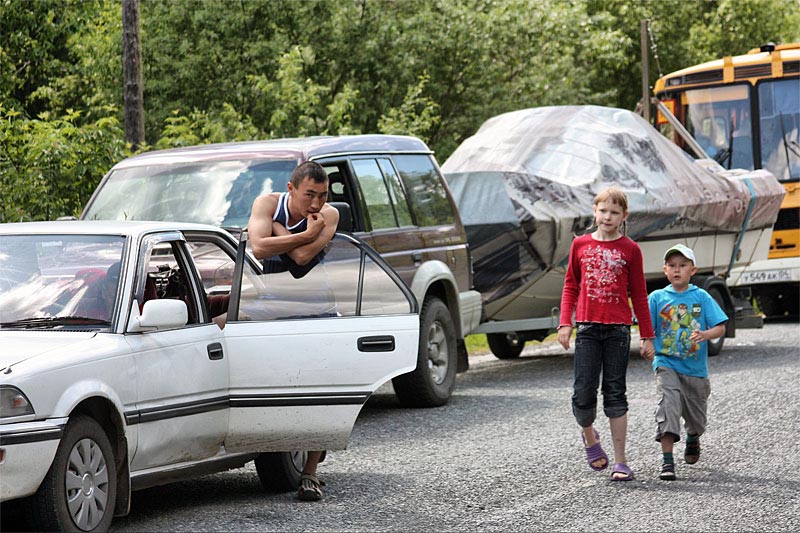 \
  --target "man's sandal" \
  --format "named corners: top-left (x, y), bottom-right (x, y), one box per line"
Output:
top-left (685, 438), bottom-right (701, 464)
top-left (610, 462), bottom-right (635, 481)
top-left (660, 462), bottom-right (676, 481)
top-left (582, 429), bottom-right (609, 471)
top-left (297, 474), bottom-right (323, 501)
